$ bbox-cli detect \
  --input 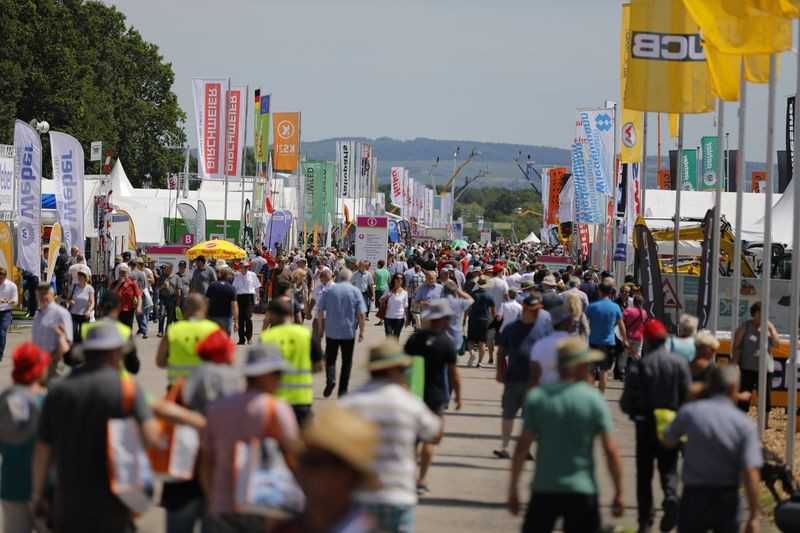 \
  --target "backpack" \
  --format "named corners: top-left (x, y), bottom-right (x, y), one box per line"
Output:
top-left (620, 358), bottom-right (648, 421)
